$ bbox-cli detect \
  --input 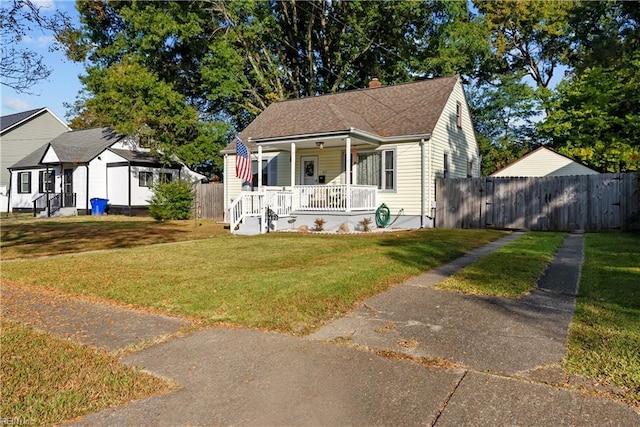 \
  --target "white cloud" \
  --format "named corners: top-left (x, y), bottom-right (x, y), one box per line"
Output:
top-left (2, 98), bottom-right (33, 113)
top-left (31, 0), bottom-right (55, 10)
top-left (21, 35), bottom-right (56, 48)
